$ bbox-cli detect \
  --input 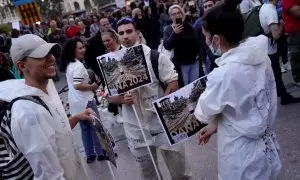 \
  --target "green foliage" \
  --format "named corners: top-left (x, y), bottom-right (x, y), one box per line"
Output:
top-left (35, 0), bottom-right (64, 19)
top-left (0, 24), bottom-right (12, 35)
